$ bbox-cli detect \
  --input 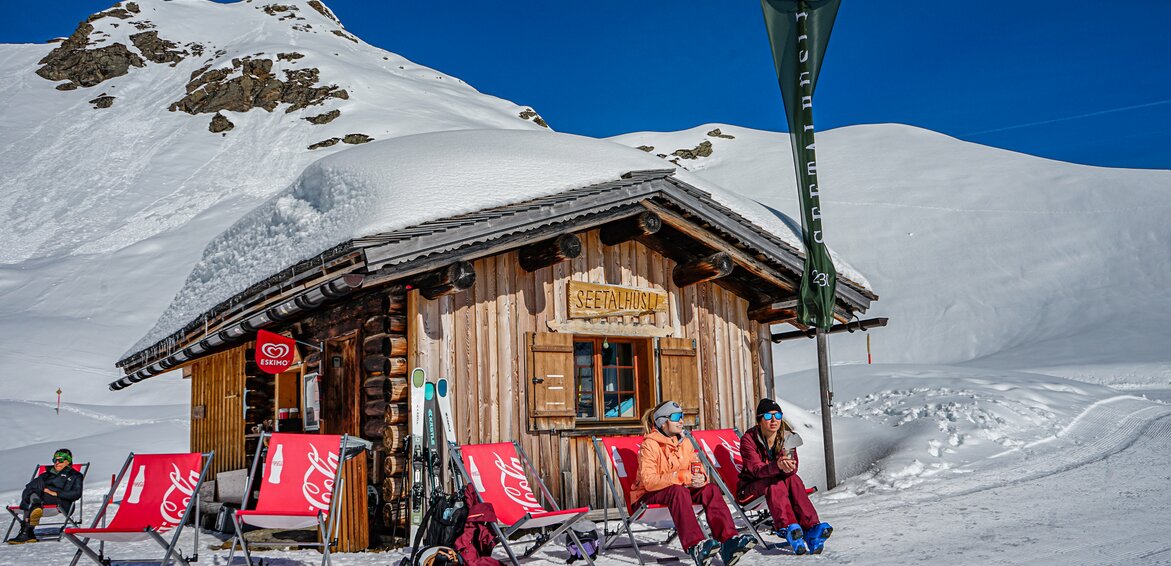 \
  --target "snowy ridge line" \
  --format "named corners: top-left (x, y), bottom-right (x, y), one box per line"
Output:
top-left (0, 399), bottom-right (187, 427)
top-left (820, 396), bottom-right (1171, 514)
